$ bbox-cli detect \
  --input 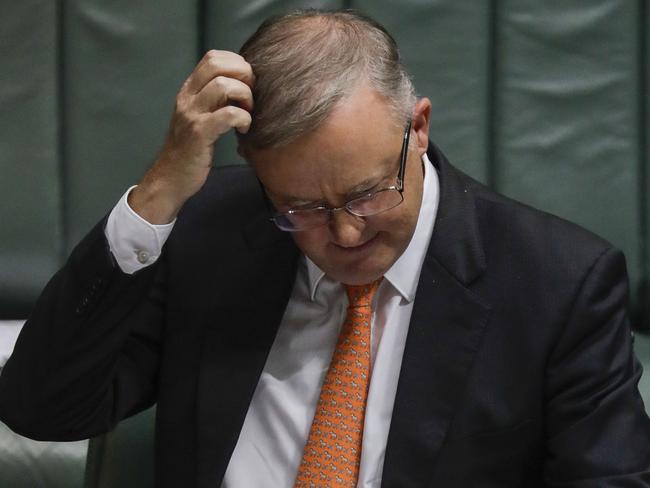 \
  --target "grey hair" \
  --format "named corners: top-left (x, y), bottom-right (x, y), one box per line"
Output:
top-left (237, 9), bottom-right (417, 151)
